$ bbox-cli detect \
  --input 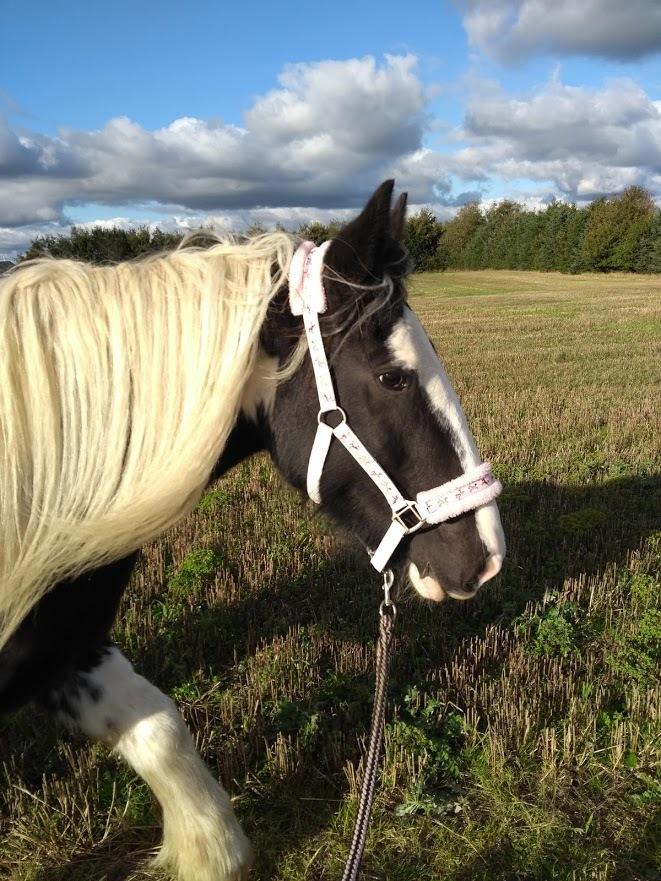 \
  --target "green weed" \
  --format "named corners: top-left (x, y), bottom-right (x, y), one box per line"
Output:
top-left (166, 547), bottom-right (225, 596)
top-left (606, 608), bottom-right (661, 689)
top-left (558, 506), bottom-right (607, 534)
top-left (518, 602), bottom-right (586, 658)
